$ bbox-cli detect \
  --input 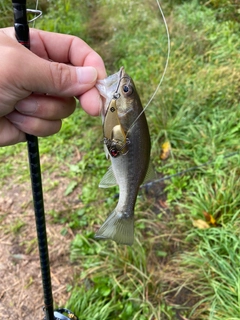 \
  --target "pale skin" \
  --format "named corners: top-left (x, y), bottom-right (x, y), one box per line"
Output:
top-left (0, 27), bottom-right (107, 147)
